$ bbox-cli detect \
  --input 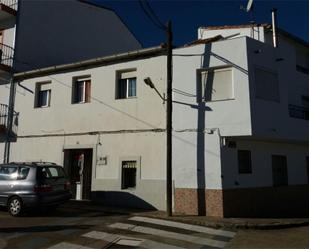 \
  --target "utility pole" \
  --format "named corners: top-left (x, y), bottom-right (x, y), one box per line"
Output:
top-left (4, 78), bottom-right (16, 163)
top-left (166, 20), bottom-right (173, 217)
